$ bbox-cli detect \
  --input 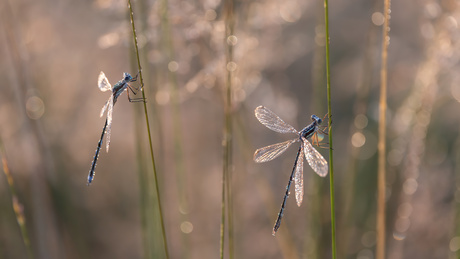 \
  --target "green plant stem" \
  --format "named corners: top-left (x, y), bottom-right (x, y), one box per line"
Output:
top-left (220, 167), bottom-right (226, 259)
top-left (323, 0), bottom-right (337, 258)
top-left (455, 127), bottom-right (460, 259)
top-left (377, 0), bottom-right (390, 258)
top-left (221, 0), bottom-right (235, 257)
top-left (128, 1), bottom-right (169, 258)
